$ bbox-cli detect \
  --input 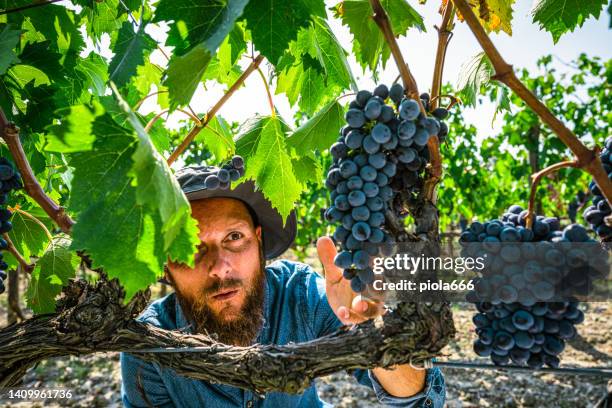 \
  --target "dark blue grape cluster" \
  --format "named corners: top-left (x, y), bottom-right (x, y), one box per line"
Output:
top-left (460, 205), bottom-right (606, 367)
top-left (567, 190), bottom-right (586, 223)
top-left (203, 155), bottom-right (245, 190)
top-left (0, 157), bottom-right (22, 294)
top-left (471, 301), bottom-right (583, 368)
top-left (584, 136), bottom-right (612, 242)
top-left (325, 84), bottom-right (448, 292)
